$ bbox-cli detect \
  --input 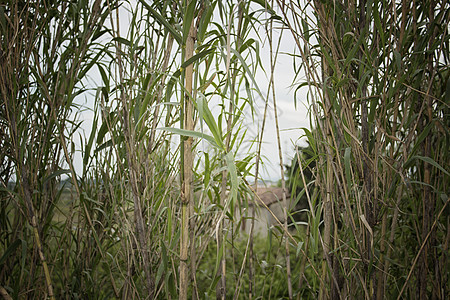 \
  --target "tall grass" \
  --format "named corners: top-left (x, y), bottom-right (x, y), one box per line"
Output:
top-left (1, 0), bottom-right (447, 299)
top-left (92, 1), bottom-right (270, 297)
top-left (0, 0), bottom-right (271, 298)
top-left (0, 0), bottom-right (110, 298)
top-left (279, 0), bottom-right (449, 298)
